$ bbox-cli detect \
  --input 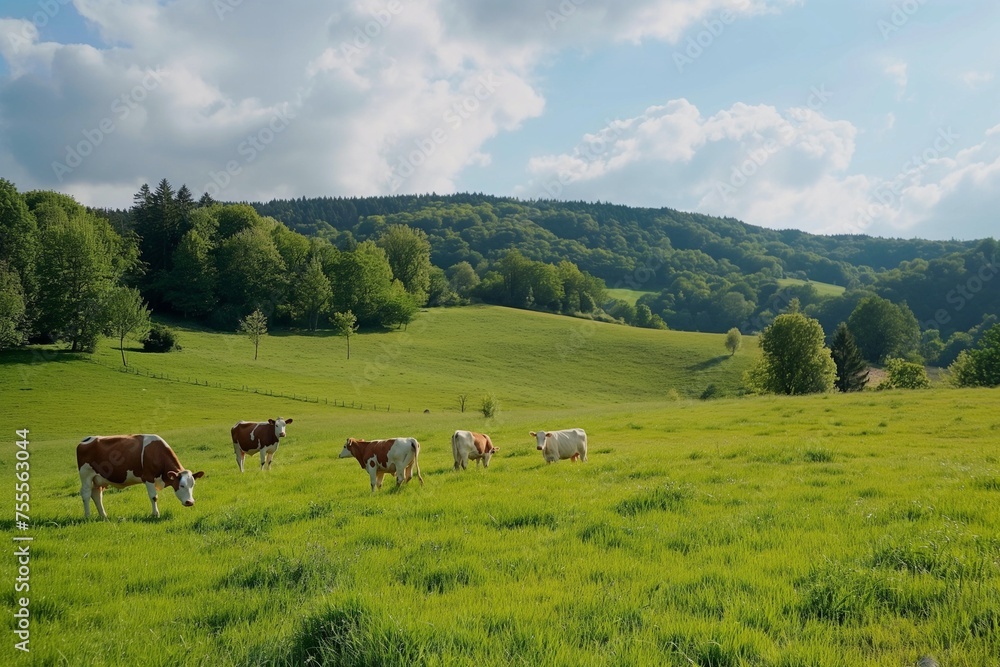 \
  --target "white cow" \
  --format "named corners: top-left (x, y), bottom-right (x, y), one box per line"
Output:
top-left (452, 430), bottom-right (499, 470)
top-left (530, 428), bottom-right (588, 463)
